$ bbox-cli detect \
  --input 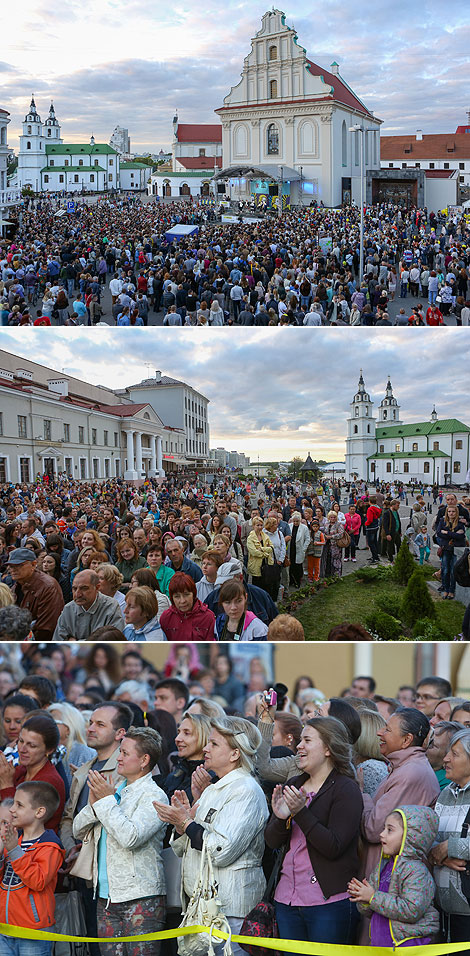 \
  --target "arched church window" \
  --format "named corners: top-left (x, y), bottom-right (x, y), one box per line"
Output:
top-left (27, 141), bottom-right (31, 149)
top-left (48, 129), bottom-right (51, 137)
top-left (269, 79), bottom-right (277, 99)
top-left (354, 406), bottom-right (359, 417)
top-left (354, 425), bottom-right (358, 434)
top-left (269, 45), bottom-right (277, 60)
top-left (27, 125), bottom-right (31, 134)
top-left (365, 406), bottom-right (368, 414)
top-left (383, 410), bottom-right (387, 419)
top-left (367, 425), bottom-right (370, 433)
top-left (267, 123), bottom-right (279, 155)
top-left (341, 121), bottom-right (347, 166)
